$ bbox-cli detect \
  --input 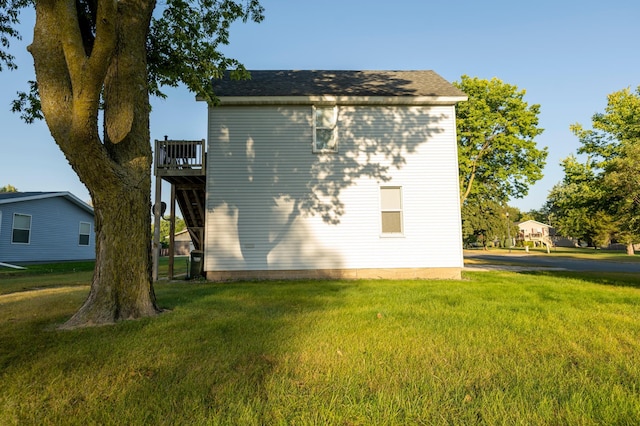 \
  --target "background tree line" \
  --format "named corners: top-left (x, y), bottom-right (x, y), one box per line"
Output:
top-left (454, 75), bottom-right (547, 248)
top-left (455, 77), bottom-right (640, 255)
top-left (542, 87), bottom-right (640, 254)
